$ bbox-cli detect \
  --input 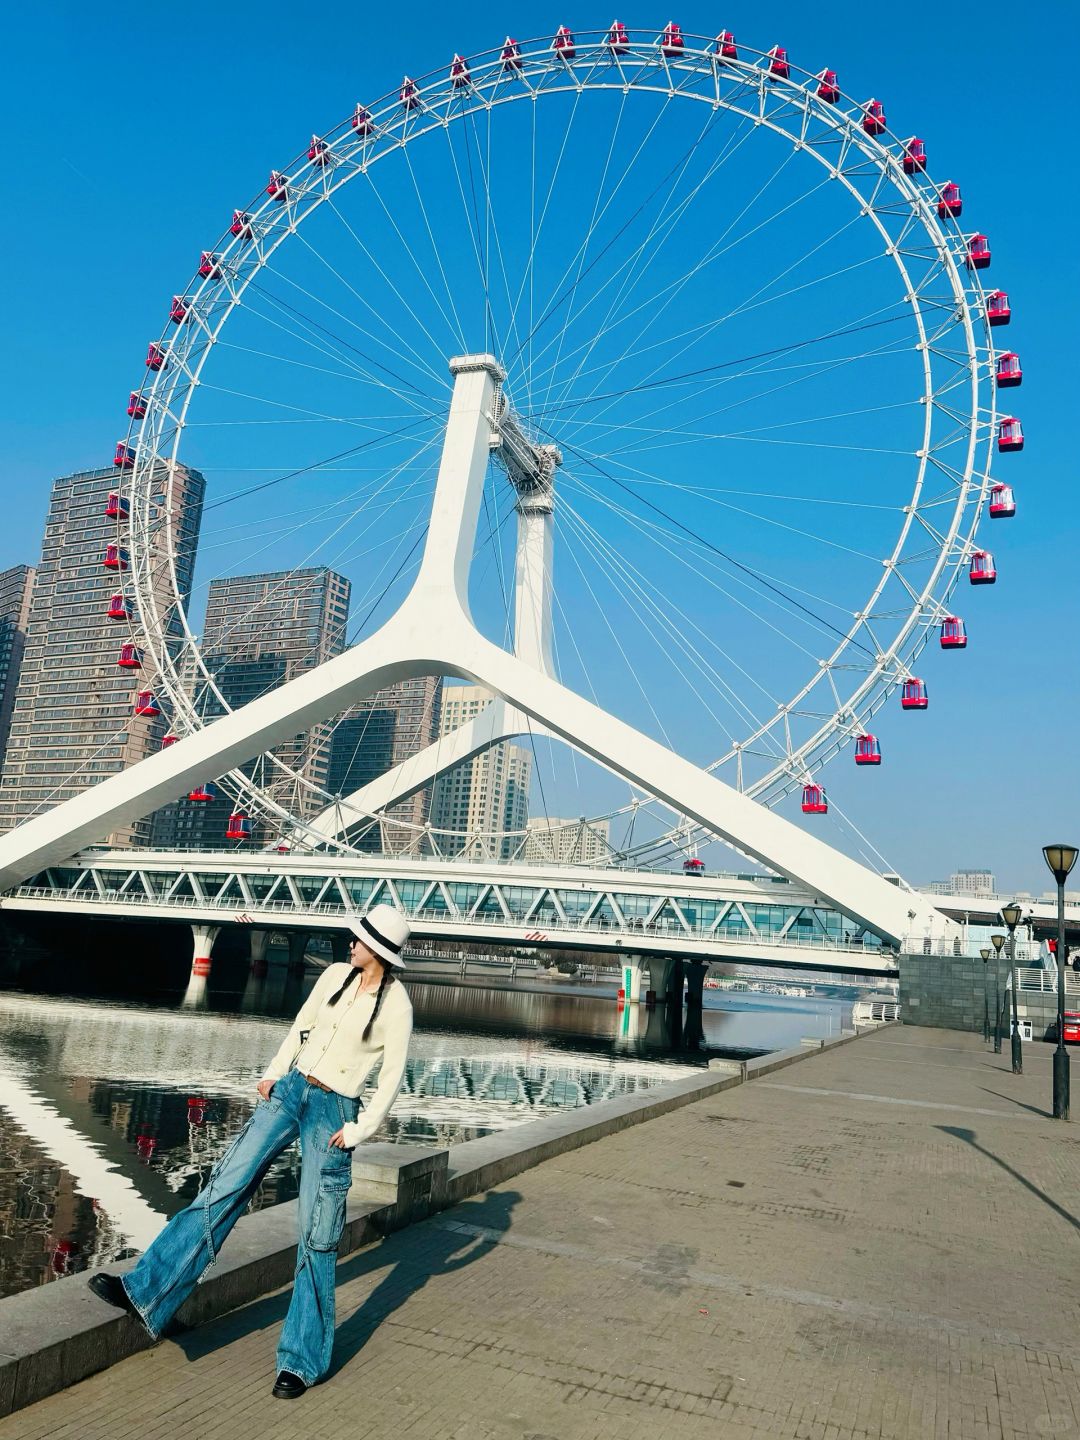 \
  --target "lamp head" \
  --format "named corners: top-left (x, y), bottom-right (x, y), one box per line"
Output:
top-left (990, 933), bottom-right (1006, 954)
top-left (1043, 844), bottom-right (1079, 887)
top-left (979, 947), bottom-right (990, 961)
top-left (1000, 902), bottom-right (1022, 931)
